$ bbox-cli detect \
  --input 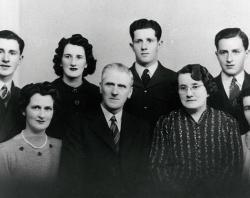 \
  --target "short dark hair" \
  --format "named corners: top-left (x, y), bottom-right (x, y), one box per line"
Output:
top-left (0, 30), bottom-right (25, 54)
top-left (240, 87), bottom-right (250, 106)
top-left (19, 82), bottom-right (59, 114)
top-left (53, 34), bottom-right (97, 78)
top-left (129, 18), bottom-right (162, 41)
top-left (178, 64), bottom-right (217, 95)
top-left (215, 28), bottom-right (249, 50)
